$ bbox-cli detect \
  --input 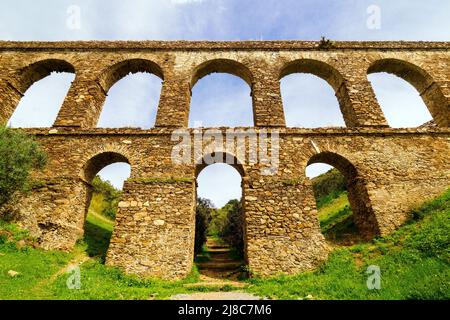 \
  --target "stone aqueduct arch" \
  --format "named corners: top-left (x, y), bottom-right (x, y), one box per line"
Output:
top-left (0, 41), bottom-right (449, 279)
